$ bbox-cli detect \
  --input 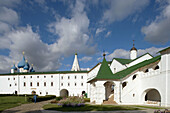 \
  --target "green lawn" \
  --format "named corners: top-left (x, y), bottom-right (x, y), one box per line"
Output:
top-left (0, 96), bottom-right (29, 112)
top-left (43, 104), bottom-right (141, 112)
top-left (132, 105), bottom-right (166, 109)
